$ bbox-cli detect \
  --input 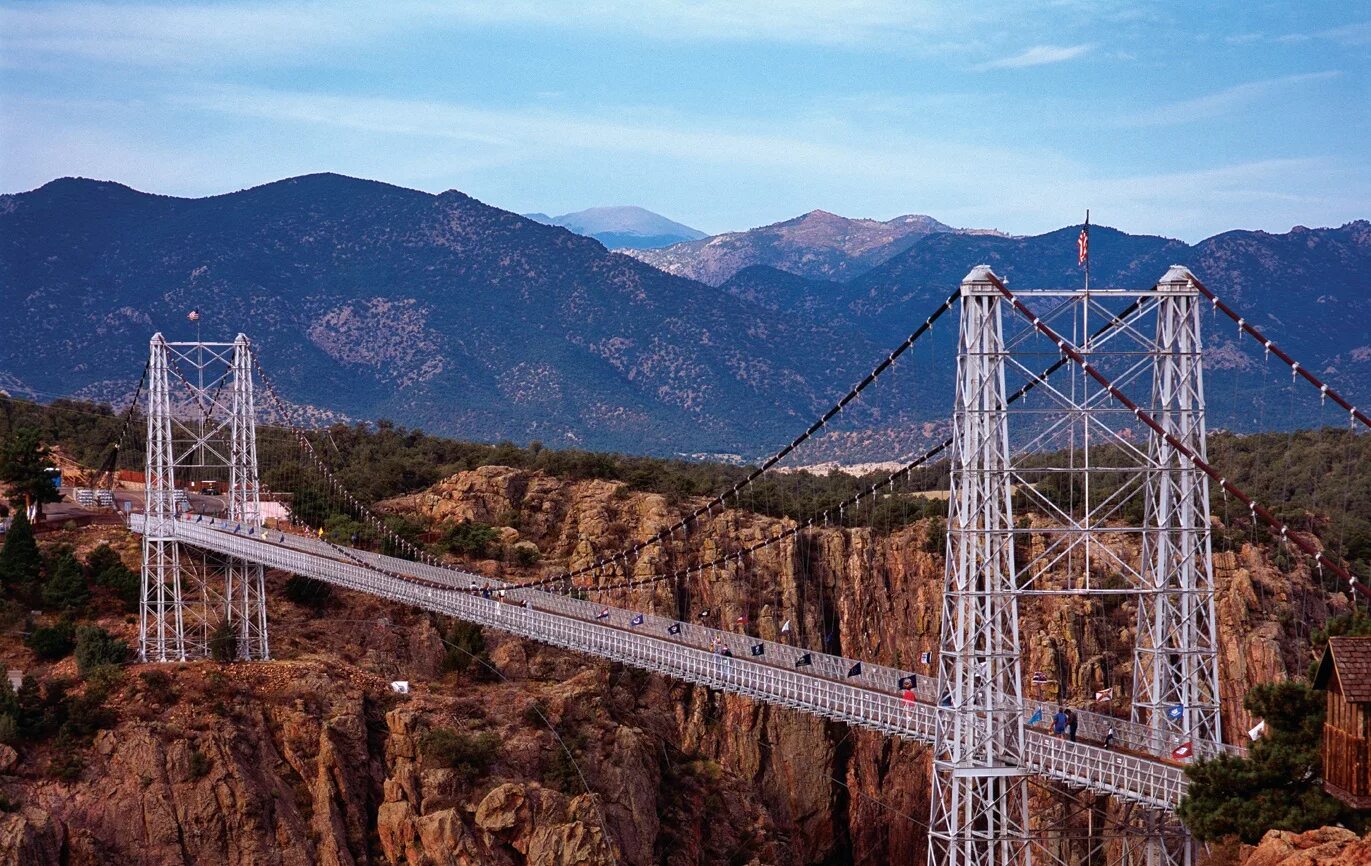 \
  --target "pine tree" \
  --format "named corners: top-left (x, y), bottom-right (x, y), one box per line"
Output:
top-left (0, 428), bottom-right (61, 519)
top-left (0, 508), bottom-right (41, 593)
top-left (41, 552), bottom-right (89, 611)
top-left (1178, 681), bottom-right (1357, 842)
